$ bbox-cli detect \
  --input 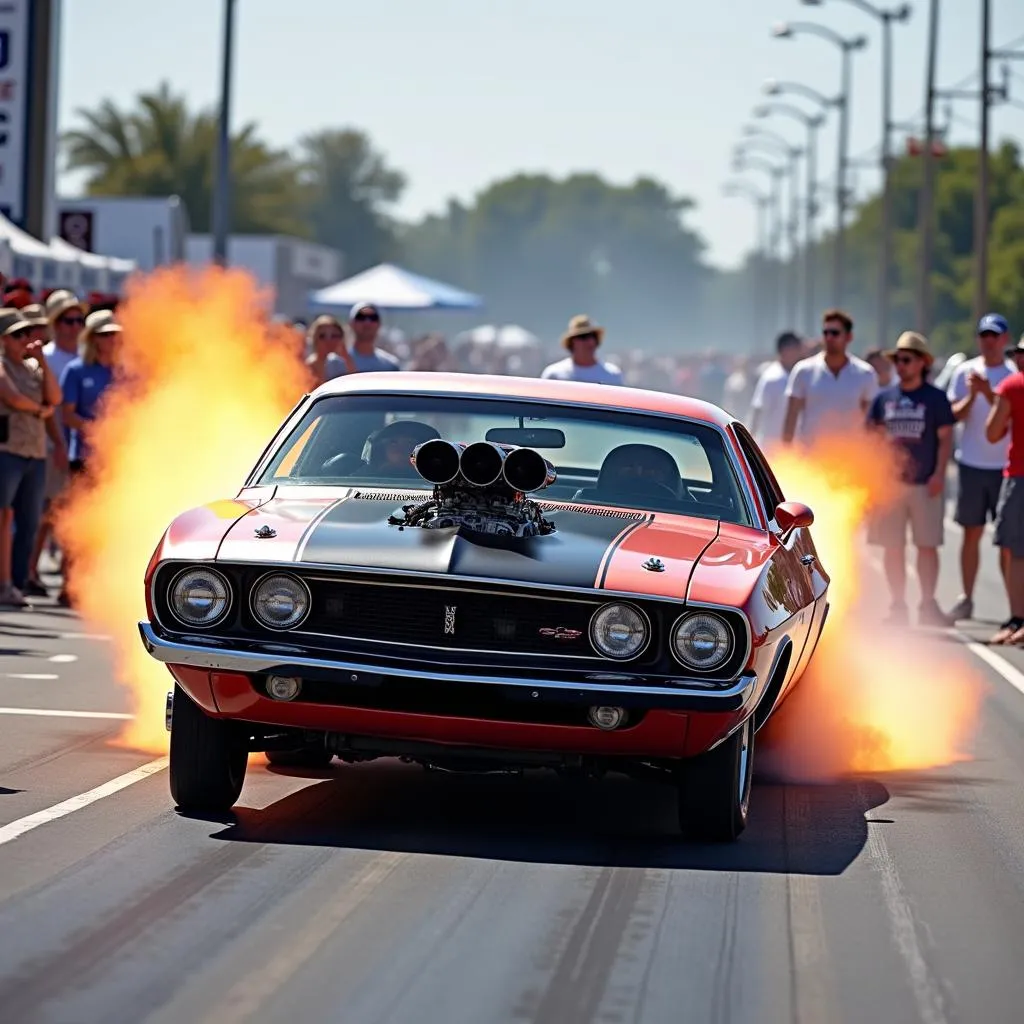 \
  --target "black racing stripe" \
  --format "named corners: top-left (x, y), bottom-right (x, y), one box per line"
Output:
top-left (297, 498), bottom-right (643, 589)
top-left (595, 514), bottom-right (654, 589)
